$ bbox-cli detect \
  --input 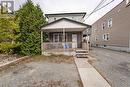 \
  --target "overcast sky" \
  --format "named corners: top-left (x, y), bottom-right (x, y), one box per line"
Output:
top-left (13, 0), bottom-right (123, 24)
